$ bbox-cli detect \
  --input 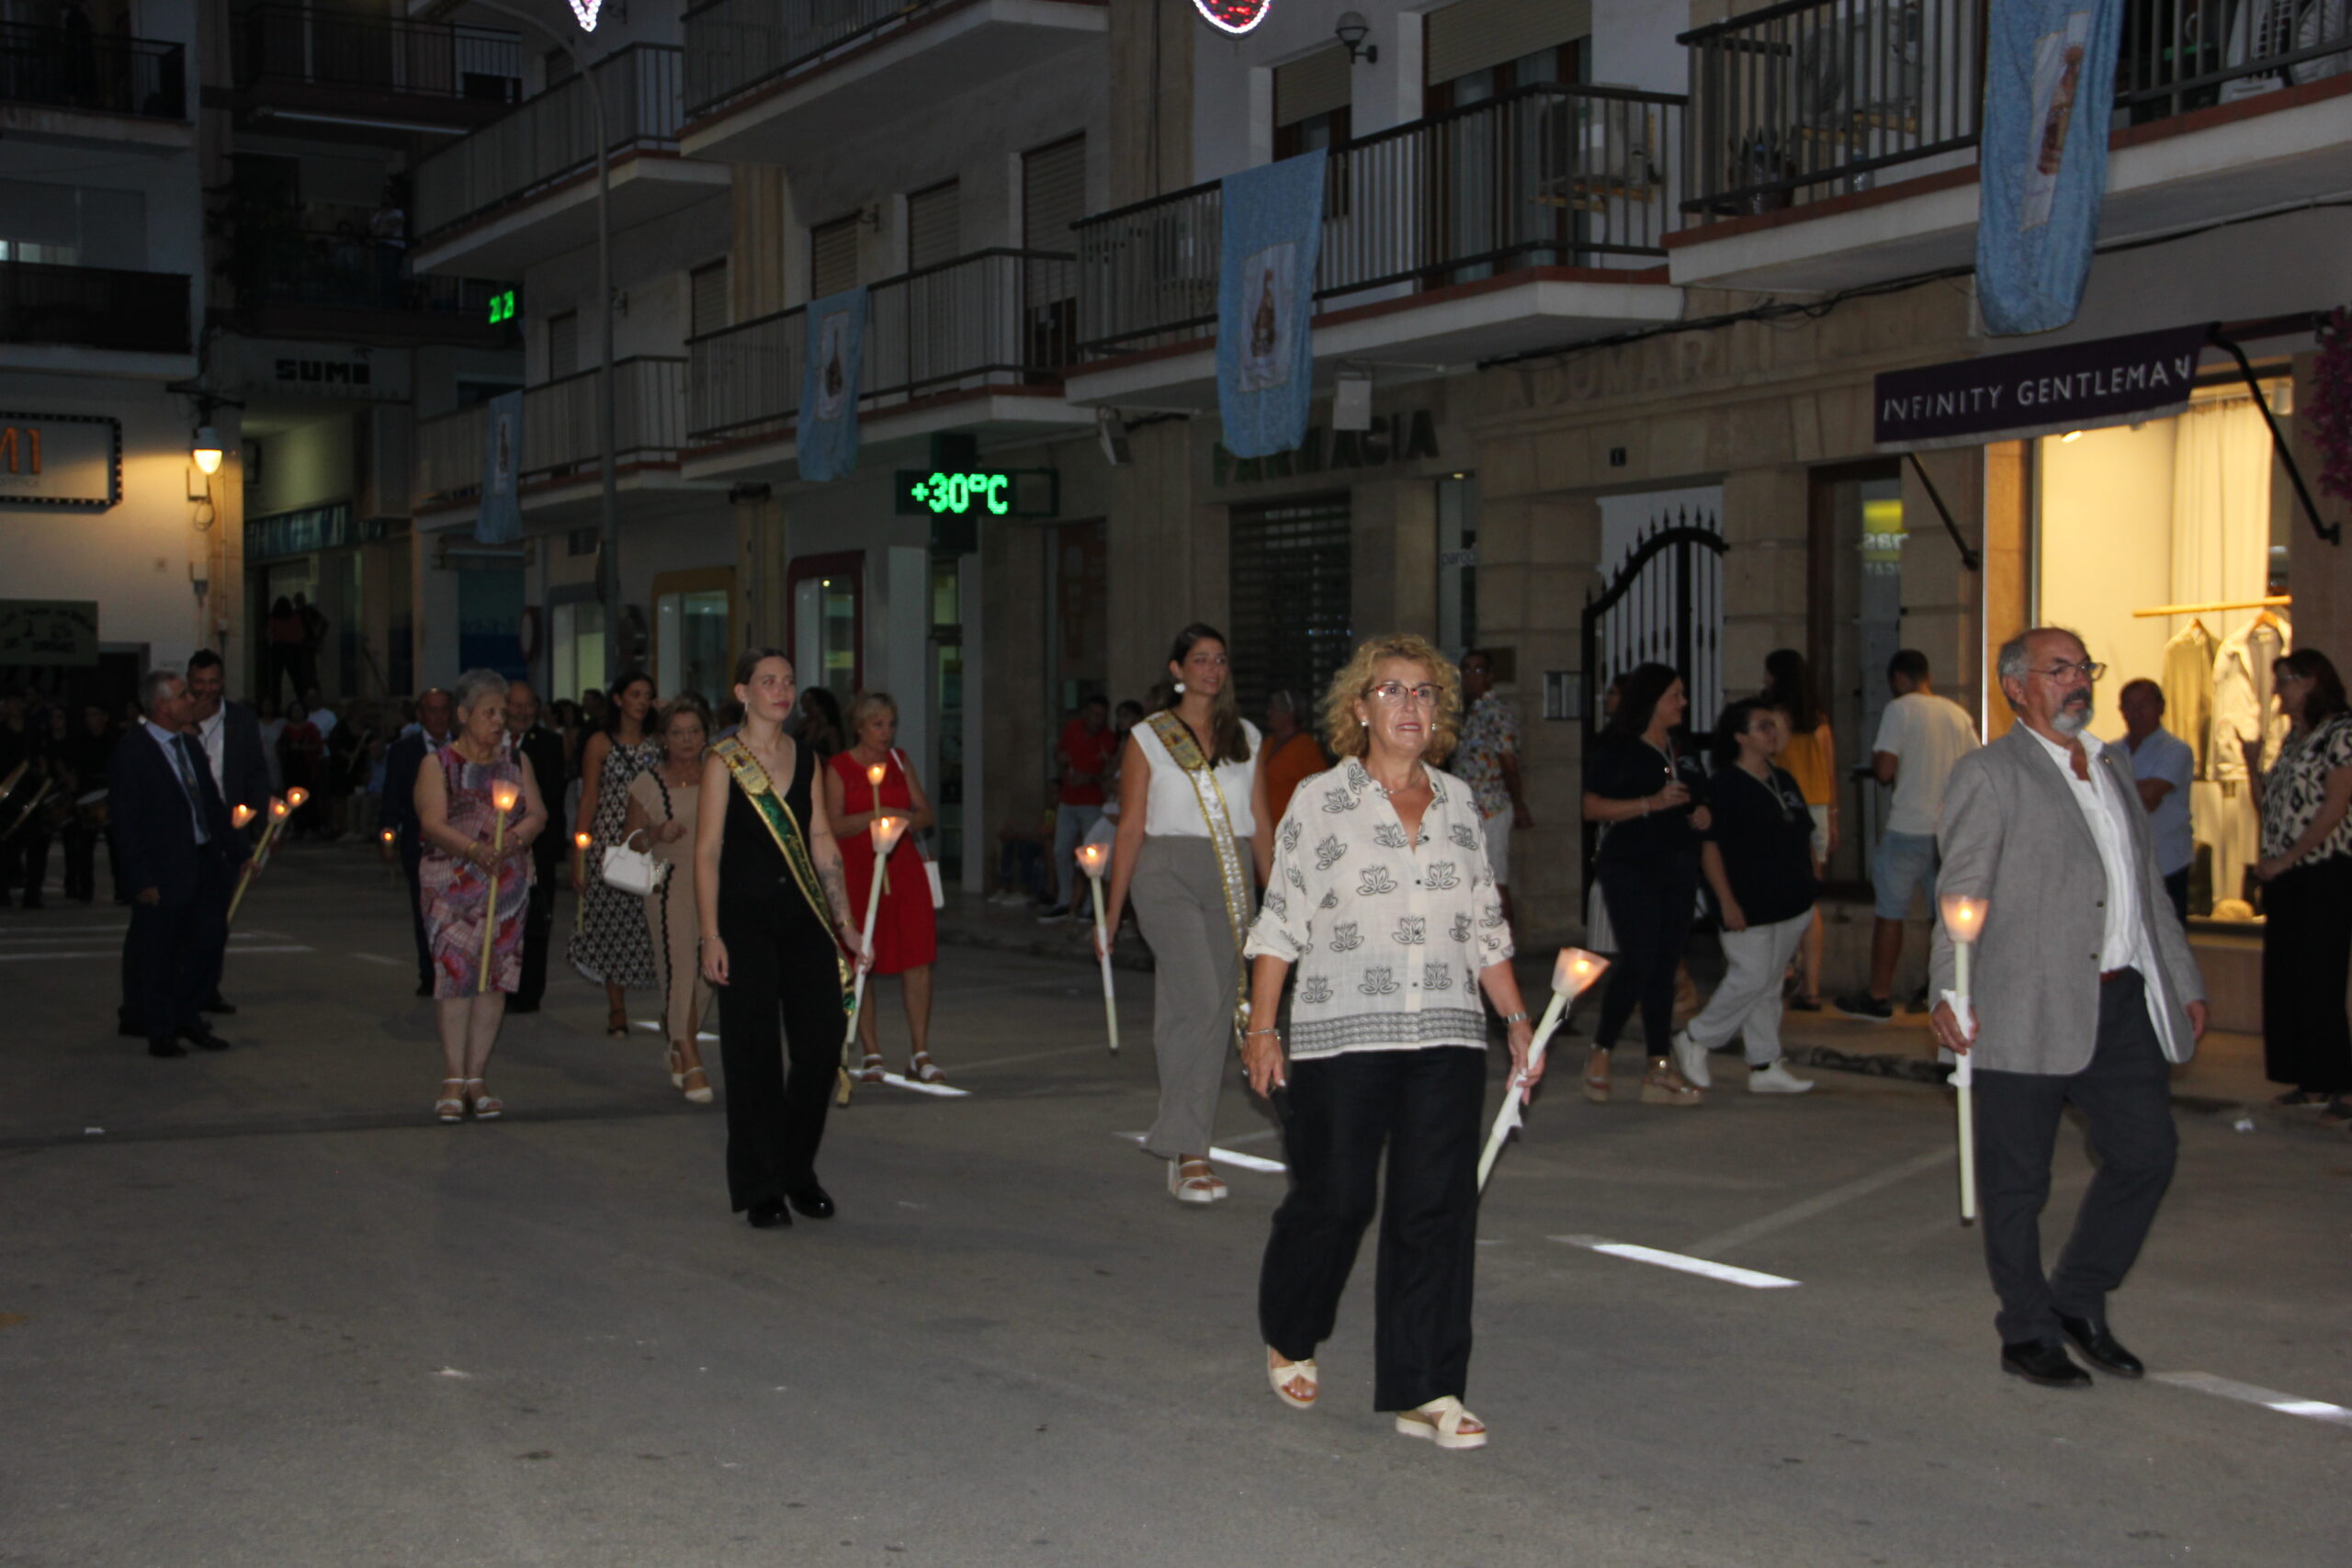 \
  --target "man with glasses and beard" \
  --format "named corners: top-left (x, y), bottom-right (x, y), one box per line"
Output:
top-left (1930, 628), bottom-right (2207, 1390)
